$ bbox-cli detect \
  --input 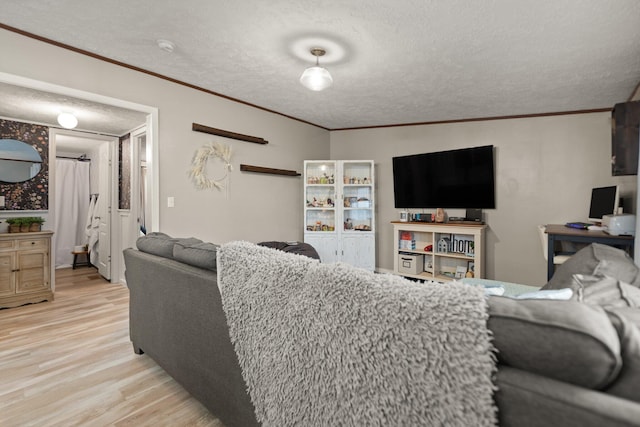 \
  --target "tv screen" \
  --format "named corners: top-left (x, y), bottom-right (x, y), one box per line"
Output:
top-left (393, 145), bottom-right (495, 209)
